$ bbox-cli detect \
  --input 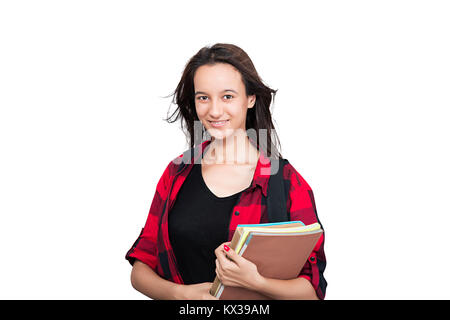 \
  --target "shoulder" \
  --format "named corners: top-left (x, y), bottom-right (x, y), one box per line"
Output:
top-left (282, 159), bottom-right (313, 192)
top-left (162, 144), bottom-right (198, 179)
top-left (166, 140), bottom-right (210, 175)
top-left (282, 160), bottom-right (319, 224)
top-left (153, 147), bottom-right (192, 195)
